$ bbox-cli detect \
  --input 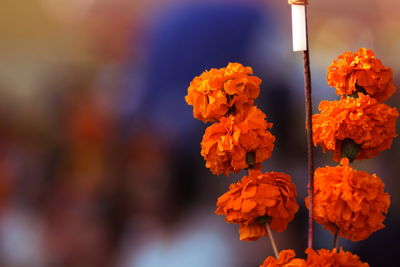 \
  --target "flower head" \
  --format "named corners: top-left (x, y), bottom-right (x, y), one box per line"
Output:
top-left (327, 48), bottom-right (396, 102)
top-left (305, 158), bottom-right (390, 241)
top-left (260, 250), bottom-right (306, 267)
top-left (305, 248), bottom-right (369, 267)
top-left (216, 170), bottom-right (299, 241)
top-left (201, 106), bottom-right (275, 175)
top-left (185, 62), bottom-right (261, 122)
top-left (312, 93), bottom-right (398, 161)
